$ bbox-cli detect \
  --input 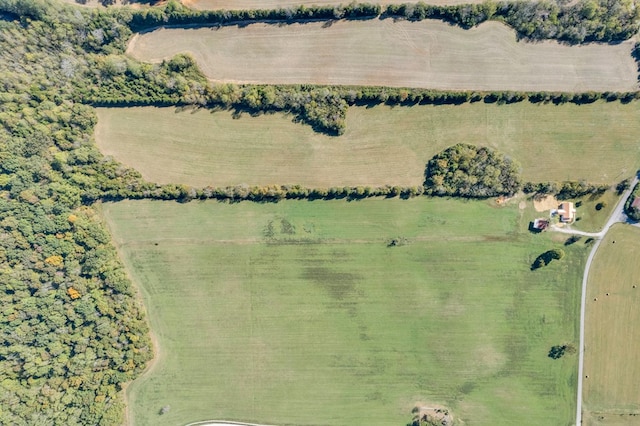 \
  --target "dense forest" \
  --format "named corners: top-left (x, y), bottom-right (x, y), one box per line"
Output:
top-left (0, 0), bottom-right (637, 423)
top-left (0, 1), bottom-right (153, 424)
